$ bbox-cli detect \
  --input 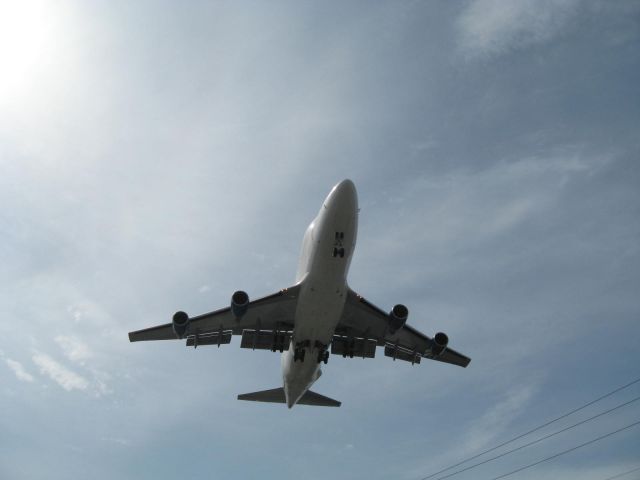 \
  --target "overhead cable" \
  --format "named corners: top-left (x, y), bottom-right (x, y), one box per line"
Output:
top-left (601, 465), bottom-right (640, 480)
top-left (421, 376), bottom-right (640, 480)
top-left (489, 419), bottom-right (640, 480)
top-left (435, 394), bottom-right (640, 480)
